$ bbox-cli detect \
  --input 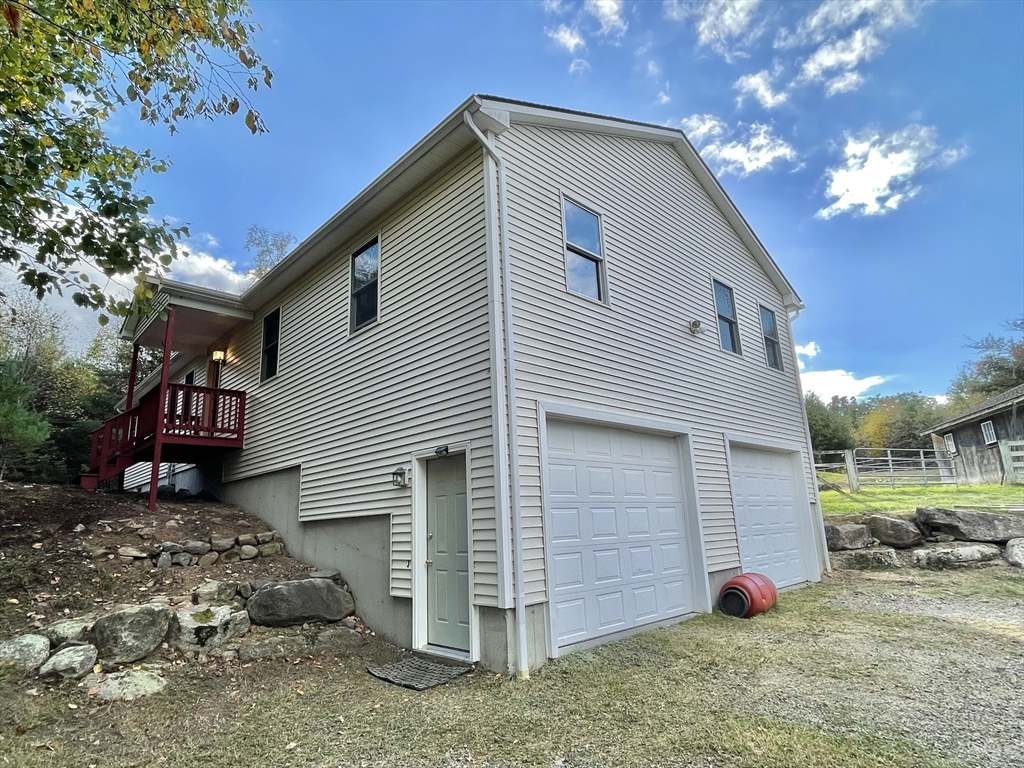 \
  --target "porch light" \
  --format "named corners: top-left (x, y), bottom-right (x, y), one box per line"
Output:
top-left (391, 466), bottom-right (410, 488)
top-left (211, 350), bottom-right (227, 362)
